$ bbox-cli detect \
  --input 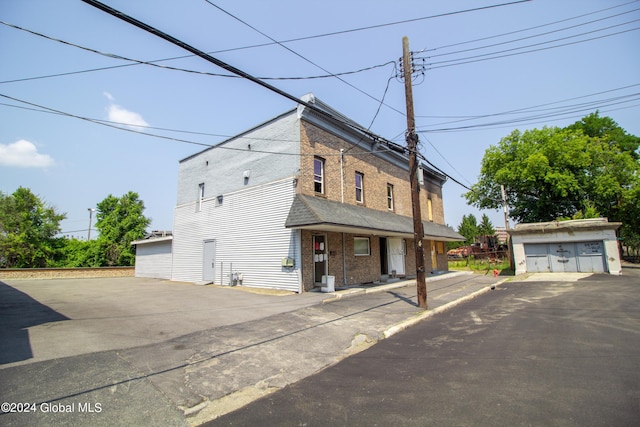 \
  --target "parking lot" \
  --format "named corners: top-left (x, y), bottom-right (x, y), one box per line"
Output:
top-left (0, 277), bottom-right (327, 367)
